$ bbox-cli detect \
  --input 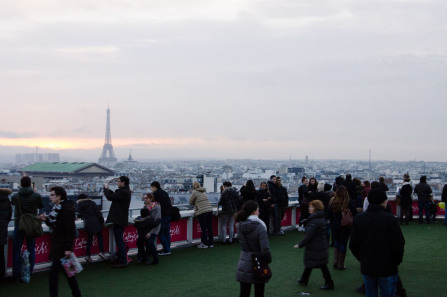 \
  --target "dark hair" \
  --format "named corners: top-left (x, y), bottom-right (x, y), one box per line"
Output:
top-left (235, 200), bottom-right (259, 222)
top-left (50, 186), bottom-right (67, 201)
top-left (363, 180), bottom-right (370, 188)
top-left (20, 176), bottom-right (31, 187)
top-left (140, 207), bottom-right (150, 217)
top-left (78, 193), bottom-right (88, 200)
top-left (403, 174), bottom-right (410, 182)
top-left (330, 185), bottom-right (349, 212)
top-left (223, 181), bottom-right (232, 187)
top-left (119, 176), bottom-right (130, 186)
top-left (420, 176), bottom-right (427, 183)
top-left (371, 181), bottom-right (380, 189)
top-left (270, 175), bottom-right (276, 179)
top-left (301, 176), bottom-right (307, 182)
top-left (379, 176), bottom-right (385, 183)
top-left (245, 180), bottom-right (256, 192)
top-left (345, 174), bottom-right (352, 181)
top-left (150, 181), bottom-right (161, 189)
